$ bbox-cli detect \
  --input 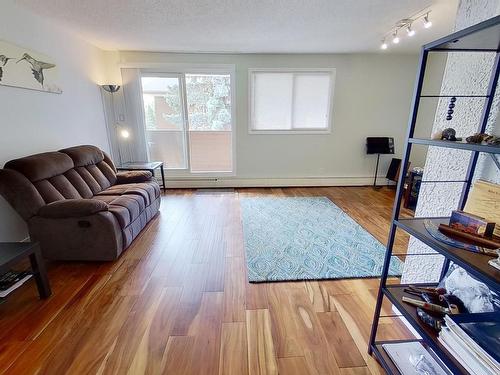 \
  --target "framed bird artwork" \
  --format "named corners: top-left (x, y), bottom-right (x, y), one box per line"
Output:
top-left (0, 40), bottom-right (62, 94)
